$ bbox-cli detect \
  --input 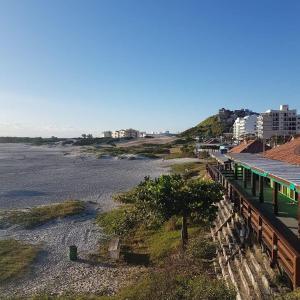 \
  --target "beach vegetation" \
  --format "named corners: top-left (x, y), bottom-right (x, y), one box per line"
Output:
top-left (1, 200), bottom-right (85, 228)
top-left (0, 239), bottom-right (38, 282)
